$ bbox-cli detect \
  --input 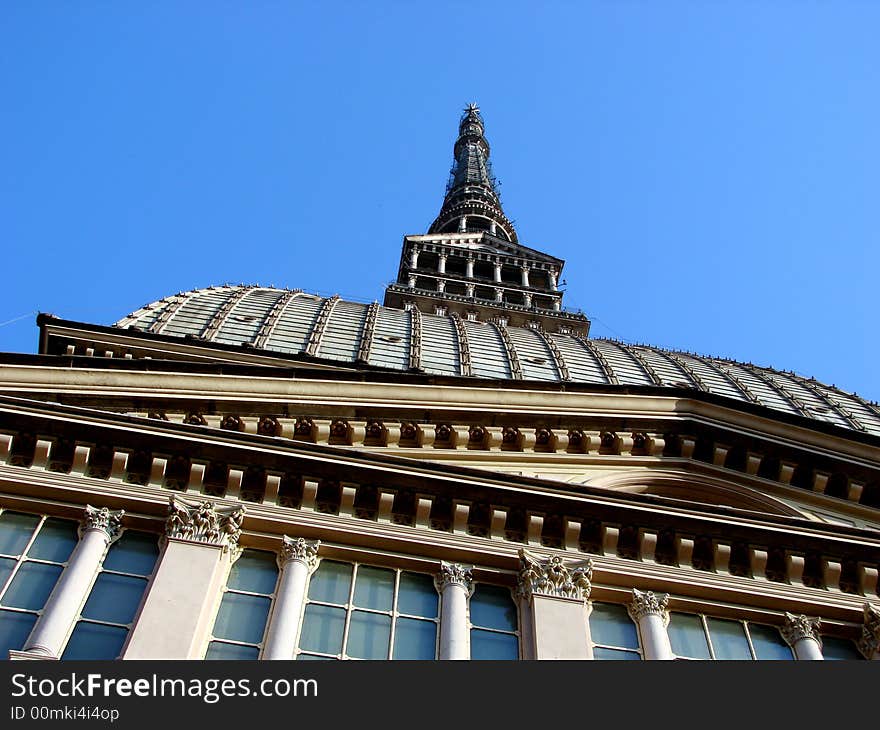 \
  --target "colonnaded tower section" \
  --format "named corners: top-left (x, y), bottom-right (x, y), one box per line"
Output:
top-left (384, 104), bottom-right (589, 336)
